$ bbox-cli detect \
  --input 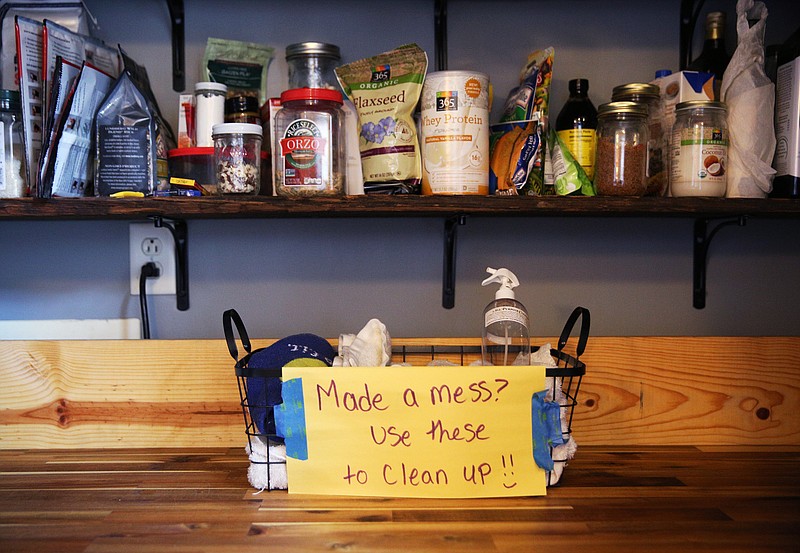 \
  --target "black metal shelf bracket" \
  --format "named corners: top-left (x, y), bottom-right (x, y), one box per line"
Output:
top-left (693, 215), bottom-right (747, 309)
top-left (165, 0), bottom-right (185, 92)
top-left (152, 216), bottom-right (190, 311)
top-left (443, 214), bottom-right (466, 309)
top-left (434, 0), bottom-right (448, 71)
